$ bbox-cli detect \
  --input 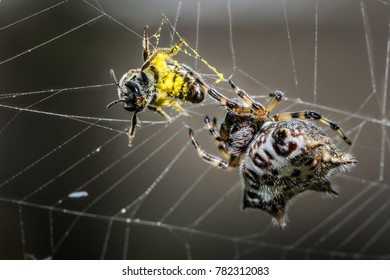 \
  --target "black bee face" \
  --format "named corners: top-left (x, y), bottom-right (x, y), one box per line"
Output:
top-left (117, 72), bottom-right (148, 112)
